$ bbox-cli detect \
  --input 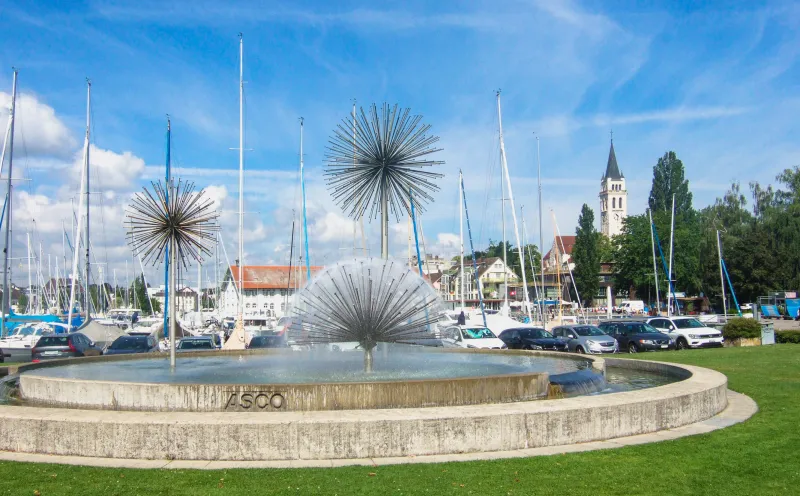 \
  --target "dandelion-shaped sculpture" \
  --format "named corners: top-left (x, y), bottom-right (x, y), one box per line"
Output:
top-left (290, 258), bottom-right (444, 372)
top-left (326, 103), bottom-right (444, 258)
top-left (126, 179), bottom-right (219, 367)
